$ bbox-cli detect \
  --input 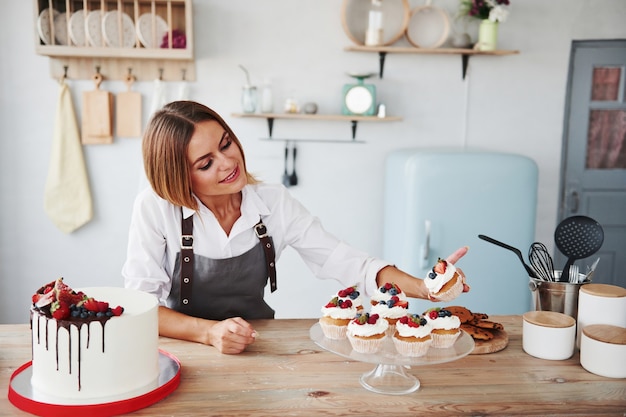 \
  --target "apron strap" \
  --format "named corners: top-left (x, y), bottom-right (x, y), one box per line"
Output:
top-left (179, 210), bottom-right (278, 308)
